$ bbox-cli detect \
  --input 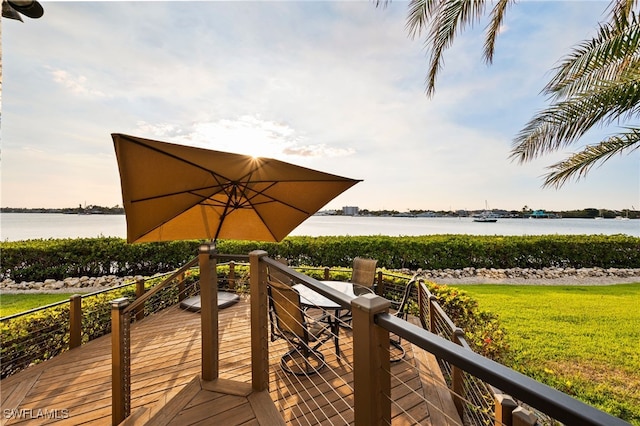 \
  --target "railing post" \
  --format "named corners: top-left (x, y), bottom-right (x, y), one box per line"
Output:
top-left (228, 261), bottom-right (236, 290)
top-left (323, 266), bottom-right (330, 280)
top-left (69, 294), bottom-right (82, 349)
top-left (135, 278), bottom-right (146, 321)
top-left (512, 406), bottom-right (538, 426)
top-left (495, 393), bottom-right (517, 426)
top-left (451, 327), bottom-right (466, 418)
top-left (352, 293), bottom-right (391, 426)
top-left (249, 250), bottom-right (270, 391)
top-left (428, 294), bottom-right (438, 332)
top-left (376, 270), bottom-right (383, 295)
top-left (178, 272), bottom-right (186, 301)
top-left (199, 243), bottom-right (219, 381)
top-left (417, 282), bottom-right (427, 328)
top-left (111, 297), bottom-right (130, 426)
